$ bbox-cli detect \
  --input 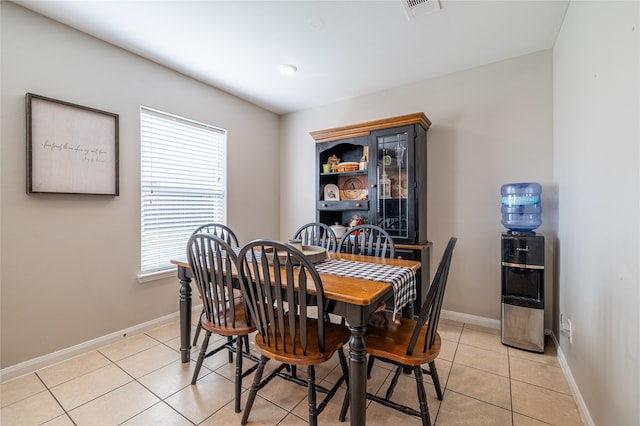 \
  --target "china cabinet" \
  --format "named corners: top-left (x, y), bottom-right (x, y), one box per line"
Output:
top-left (310, 113), bottom-right (432, 315)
